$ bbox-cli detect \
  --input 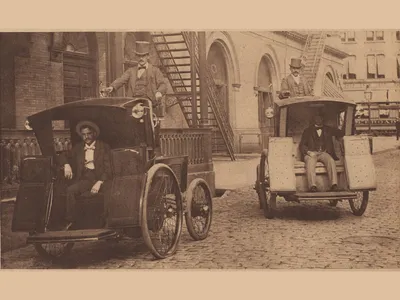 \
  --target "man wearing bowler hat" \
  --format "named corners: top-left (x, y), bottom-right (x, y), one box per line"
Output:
top-left (59, 121), bottom-right (112, 230)
top-left (279, 57), bottom-right (313, 99)
top-left (104, 41), bottom-right (167, 106)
